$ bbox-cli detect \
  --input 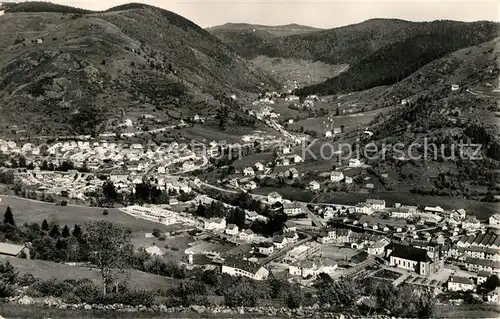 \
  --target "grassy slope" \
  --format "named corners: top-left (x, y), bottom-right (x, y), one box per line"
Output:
top-left (0, 255), bottom-right (177, 292)
top-left (0, 195), bottom-right (172, 239)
